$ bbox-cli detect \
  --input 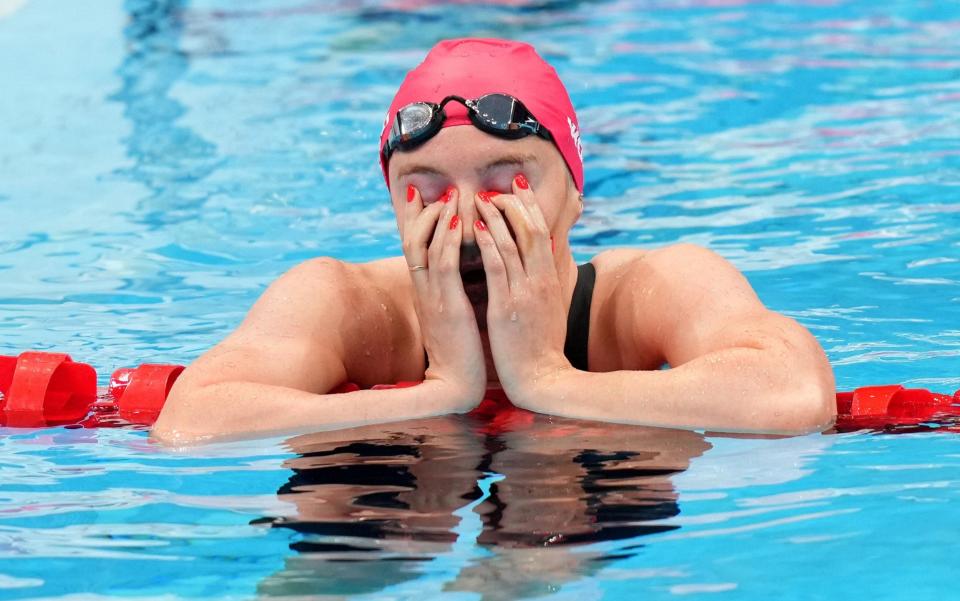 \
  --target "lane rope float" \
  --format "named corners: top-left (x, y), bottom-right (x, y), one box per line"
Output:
top-left (1, 351), bottom-right (958, 432)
